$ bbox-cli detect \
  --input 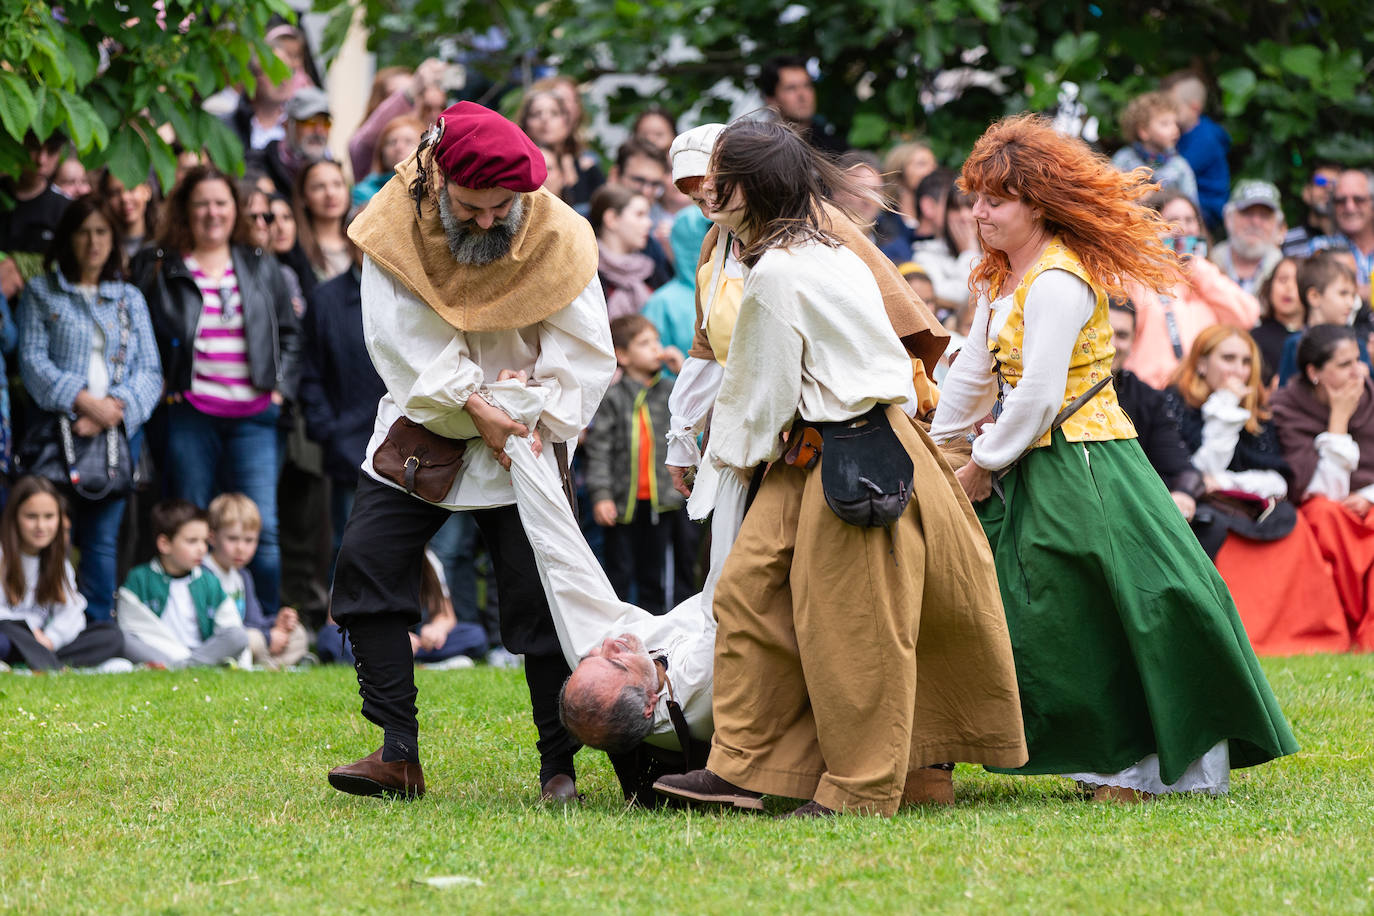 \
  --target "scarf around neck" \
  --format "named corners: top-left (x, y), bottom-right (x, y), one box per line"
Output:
top-left (597, 242), bottom-right (654, 320)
